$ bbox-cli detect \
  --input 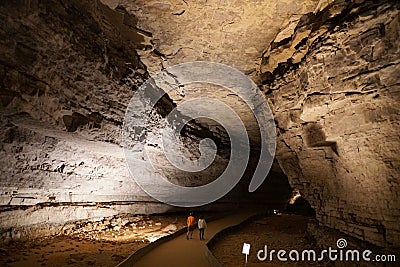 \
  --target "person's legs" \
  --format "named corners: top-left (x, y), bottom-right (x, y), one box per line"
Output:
top-left (190, 227), bottom-right (193, 239)
top-left (199, 228), bottom-right (204, 240)
top-left (186, 226), bottom-right (190, 240)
